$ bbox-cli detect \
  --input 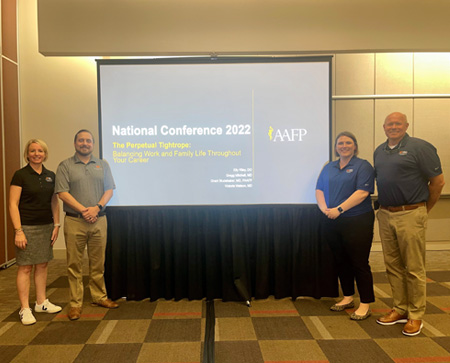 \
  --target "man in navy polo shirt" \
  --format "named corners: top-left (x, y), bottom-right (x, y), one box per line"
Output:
top-left (374, 112), bottom-right (445, 336)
